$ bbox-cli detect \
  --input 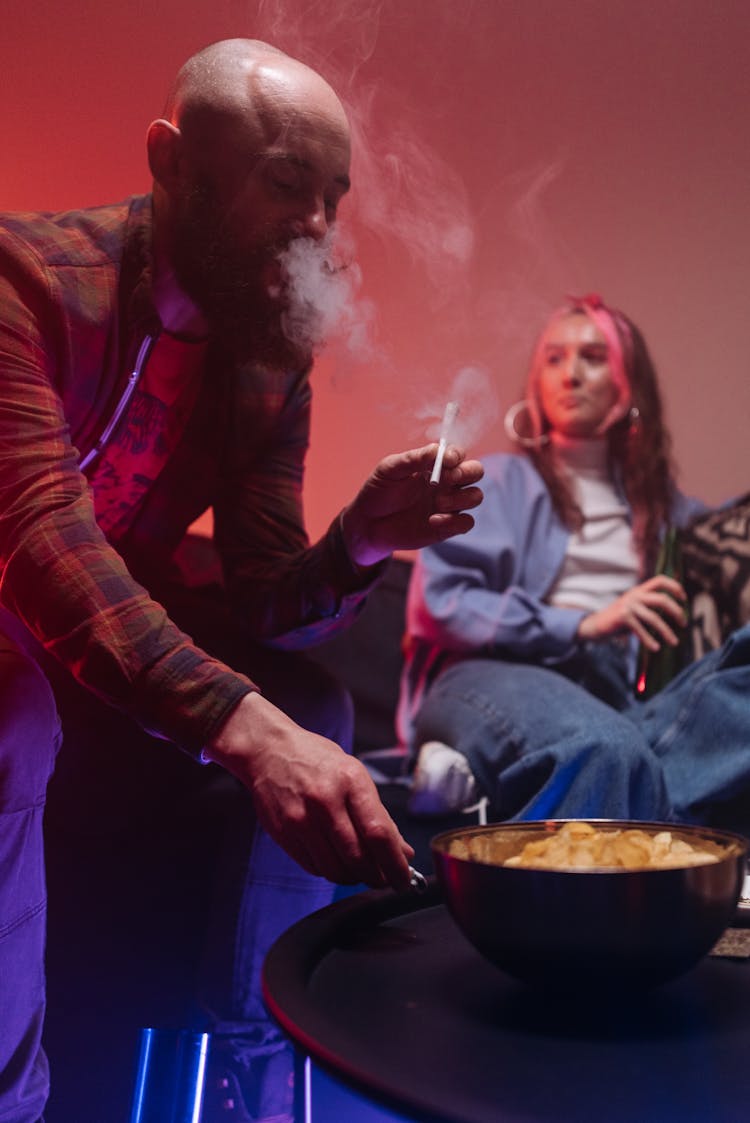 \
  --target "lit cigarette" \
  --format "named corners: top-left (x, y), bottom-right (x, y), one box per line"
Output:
top-left (430, 400), bottom-right (459, 485)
